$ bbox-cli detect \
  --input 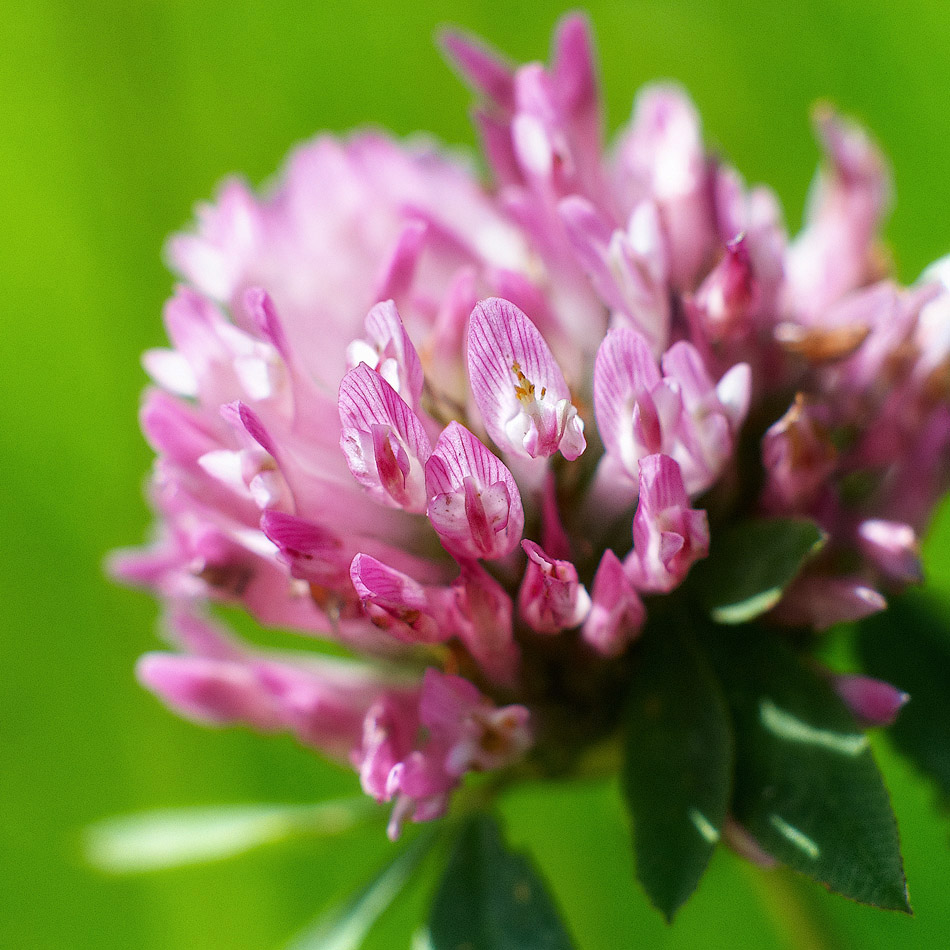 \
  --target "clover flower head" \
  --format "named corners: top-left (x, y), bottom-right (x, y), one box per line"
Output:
top-left (115, 13), bottom-right (950, 887)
